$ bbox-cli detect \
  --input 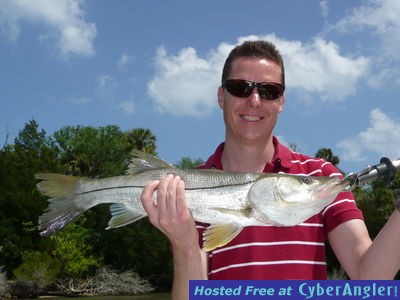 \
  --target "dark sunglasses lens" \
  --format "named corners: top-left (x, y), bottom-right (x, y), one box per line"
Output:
top-left (258, 84), bottom-right (282, 100)
top-left (225, 80), bottom-right (253, 97)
